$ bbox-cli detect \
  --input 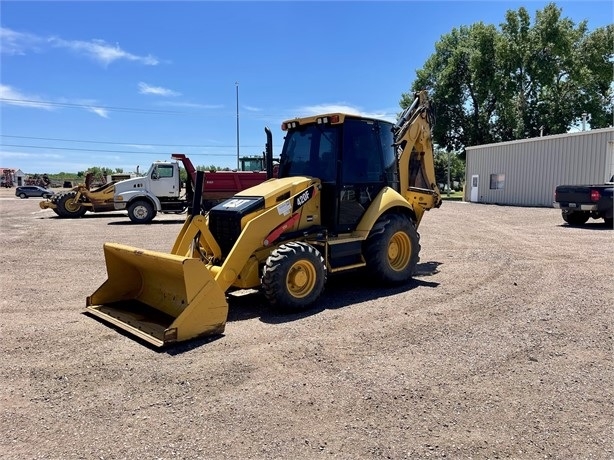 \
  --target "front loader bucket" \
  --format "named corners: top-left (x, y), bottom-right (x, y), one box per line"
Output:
top-left (86, 243), bottom-right (228, 347)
